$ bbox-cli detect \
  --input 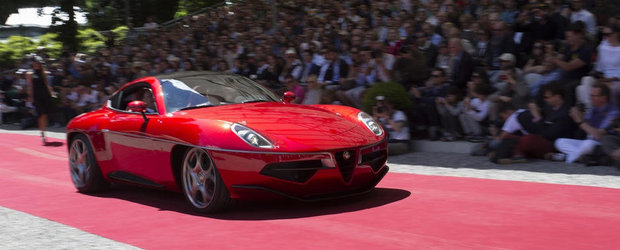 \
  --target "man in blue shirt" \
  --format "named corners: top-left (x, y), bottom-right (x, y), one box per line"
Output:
top-left (552, 83), bottom-right (619, 163)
